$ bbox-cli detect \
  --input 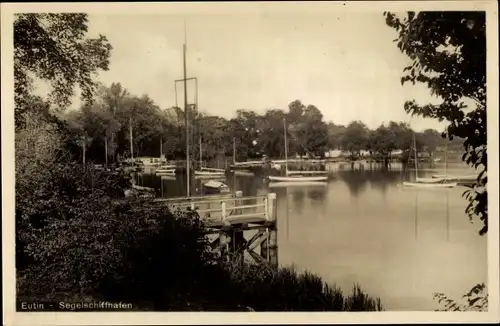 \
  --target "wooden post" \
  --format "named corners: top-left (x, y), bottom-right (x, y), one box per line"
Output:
top-left (265, 193), bottom-right (276, 223)
top-left (233, 137), bottom-right (236, 165)
top-left (129, 117), bottom-right (134, 160)
top-left (261, 193), bottom-right (278, 267)
top-left (231, 191), bottom-right (245, 266)
top-left (219, 200), bottom-right (230, 261)
top-left (221, 200), bottom-right (227, 224)
top-left (105, 136), bottom-right (108, 169)
top-left (82, 137), bottom-right (86, 166)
